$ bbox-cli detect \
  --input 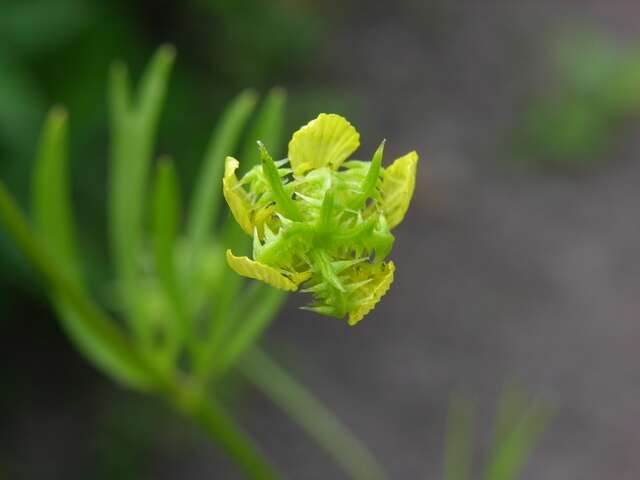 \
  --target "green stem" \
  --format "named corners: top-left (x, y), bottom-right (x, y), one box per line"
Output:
top-left (0, 182), bottom-right (279, 480)
top-left (167, 380), bottom-right (280, 480)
